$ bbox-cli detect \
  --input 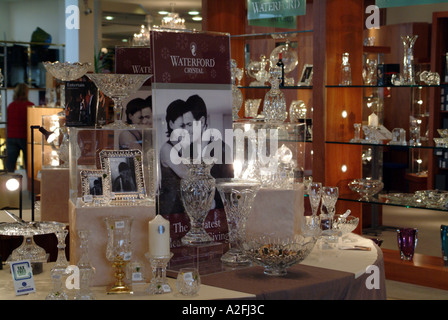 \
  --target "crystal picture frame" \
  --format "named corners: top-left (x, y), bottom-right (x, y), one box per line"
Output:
top-left (99, 149), bottom-right (146, 201)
